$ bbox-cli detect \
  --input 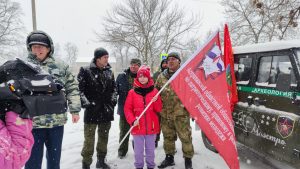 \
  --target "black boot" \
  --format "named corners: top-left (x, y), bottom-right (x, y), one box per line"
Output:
top-left (132, 139), bottom-right (135, 150)
top-left (158, 154), bottom-right (175, 168)
top-left (185, 157), bottom-right (193, 169)
top-left (118, 152), bottom-right (126, 159)
top-left (96, 157), bottom-right (111, 169)
top-left (155, 140), bottom-right (158, 148)
top-left (82, 162), bottom-right (90, 169)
